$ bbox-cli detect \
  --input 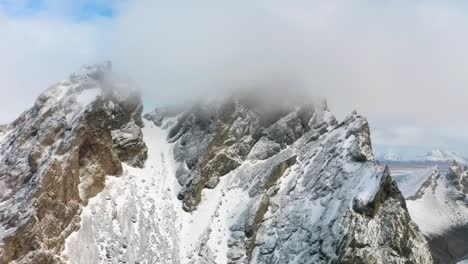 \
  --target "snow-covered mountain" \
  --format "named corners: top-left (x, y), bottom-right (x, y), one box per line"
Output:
top-left (406, 163), bottom-right (468, 264)
top-left (378, 148), bottom-right (468, 165)
top-left (384, 152), bottom-right (401, 161)
top-left (393, 166), bottom-right (438, 199)
top-left (0, 63), bottom-right (433, 263)
top-left (419, 149), bottom-right (468, 164)
top-left (378, 151), bottom-right (402, 162)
